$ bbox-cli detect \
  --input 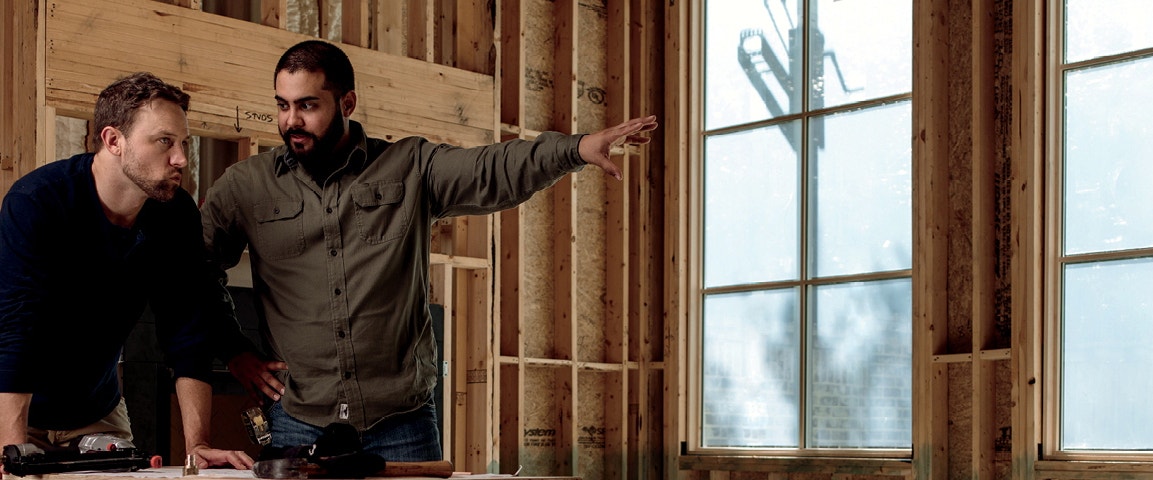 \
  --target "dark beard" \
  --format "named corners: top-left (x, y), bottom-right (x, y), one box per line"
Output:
top-left (282, 112), bottom-right (346, 183)
top-left (123, 162), bottom-right (179, 202)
